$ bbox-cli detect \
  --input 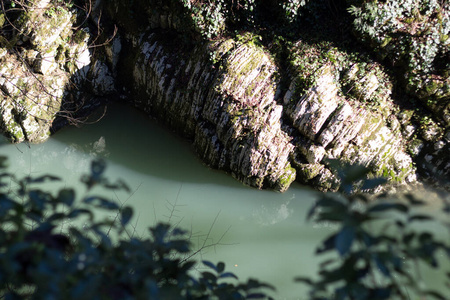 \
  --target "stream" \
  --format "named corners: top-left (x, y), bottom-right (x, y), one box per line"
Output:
top-left (1, 102), bottom-right (448, 299)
